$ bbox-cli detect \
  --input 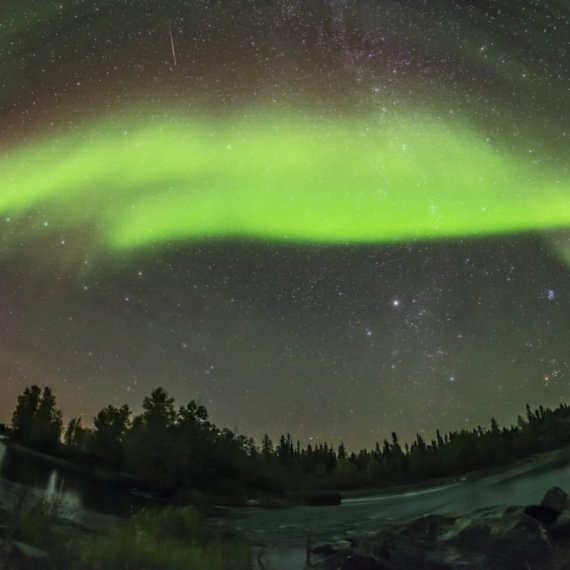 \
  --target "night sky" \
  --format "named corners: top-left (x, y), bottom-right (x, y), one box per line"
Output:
top-left (0, 0), bottom-right (568, 451)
